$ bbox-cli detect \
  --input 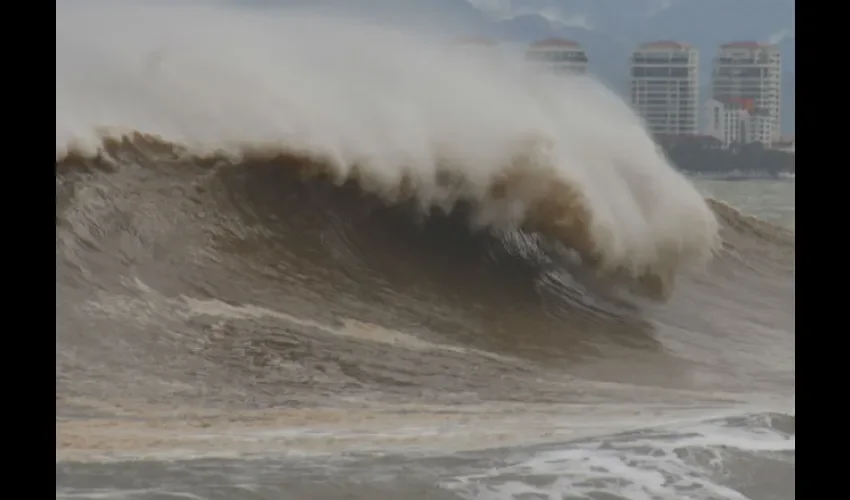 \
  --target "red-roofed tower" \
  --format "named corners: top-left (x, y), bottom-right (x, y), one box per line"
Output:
top-left (525, 38), bottom-right (588, 74)
top-left (630, 41), bottom-right (700, 136)
top-left (712, 41), bottom-right (782, 144)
